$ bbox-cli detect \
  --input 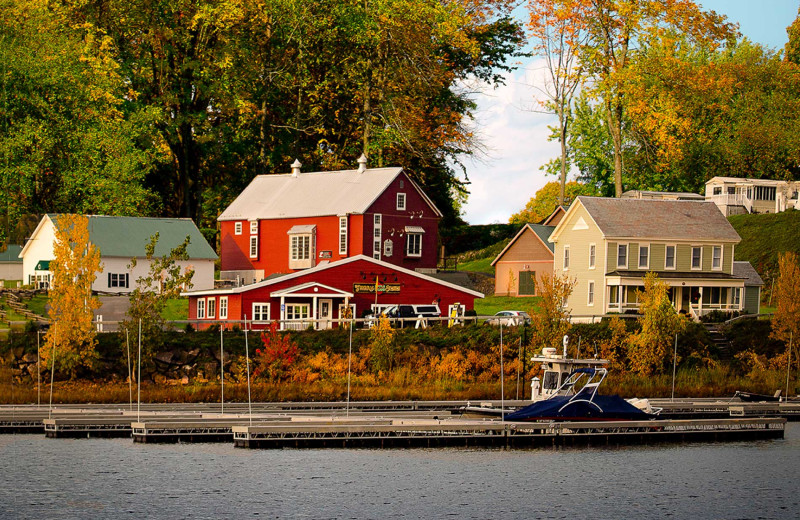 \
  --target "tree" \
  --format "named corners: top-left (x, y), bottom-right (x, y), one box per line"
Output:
top-left (509, 180), bottom-right (596, 225)
top-left (527, 0), bottom-right (586, 205)
top-left (369, 315), bottom-right (396, 374)
top-left (254, 321), bottom-right (300, 382)
top-left (628, 272), bottom-right (686, 375)
top-left (41, 215), bottom-right (102, 377)
top-left (528, 272), bottom-right (576, 354)
top-left (122, 233), bottom-right (195, 368)
top-left (786, 7), bottom-right (800, 65)
top-left (771, 252), bottom-right (800, 371)
top-left (544, 0), bottom-right (736, 197)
